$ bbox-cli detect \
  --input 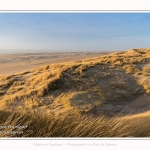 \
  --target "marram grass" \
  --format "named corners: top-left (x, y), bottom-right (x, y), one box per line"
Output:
top-left (0, 110), bottom-right (150, 137)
